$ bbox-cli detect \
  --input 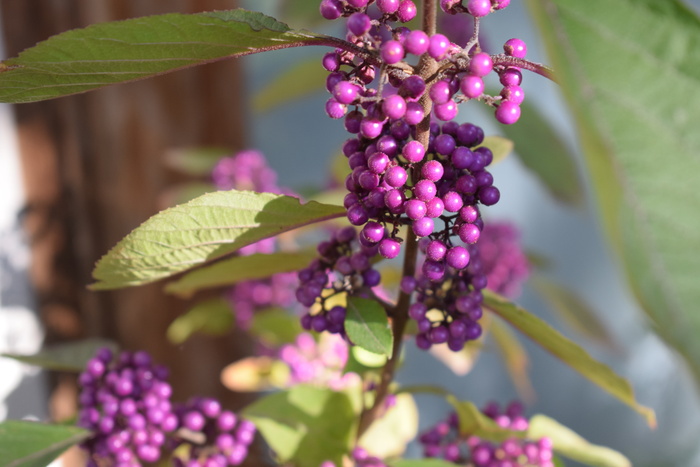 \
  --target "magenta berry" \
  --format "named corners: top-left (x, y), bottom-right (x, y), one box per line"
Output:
top-left (404, 30), bottom-right (430, 55)
top-left (469, 52), bottom-right (493, 77)
top-left (381, 40), bottom-right (405, 64)
top-left (377, 0), bottom-right (400, 14)
top-left (428, 34), bottom-right (450, 60)
top-left (495, 100), bottom-right (521, 124)
top-left (504, 38), bottom-right (527, 58)
top-left (467, 0), bottom-right (491, 17)
top-left (460, 75), bottom-right (484, 99)
top-left (397, 0), bottom-right (418, 22)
